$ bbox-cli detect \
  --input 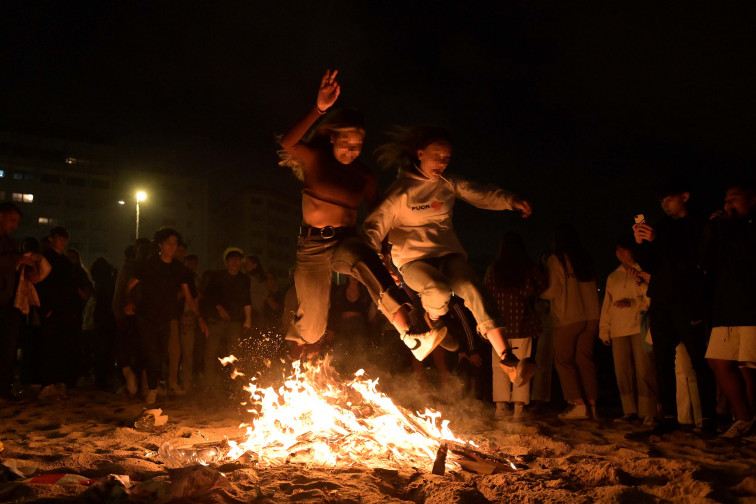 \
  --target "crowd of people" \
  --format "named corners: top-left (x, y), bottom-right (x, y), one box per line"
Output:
top-left (0, 69), bottom-right (754, 443)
